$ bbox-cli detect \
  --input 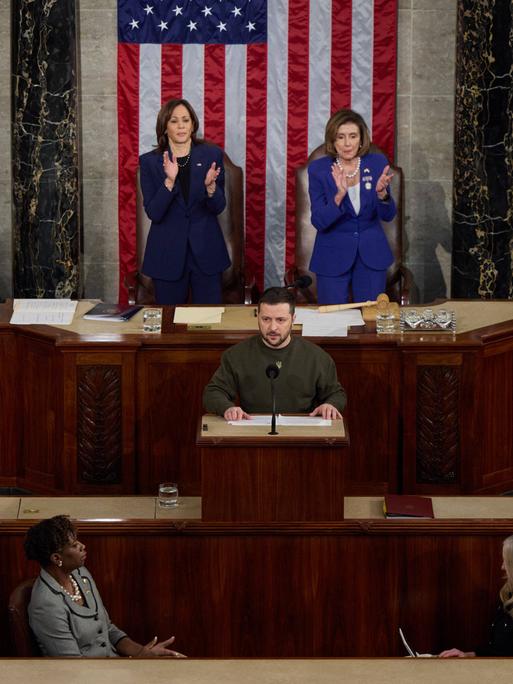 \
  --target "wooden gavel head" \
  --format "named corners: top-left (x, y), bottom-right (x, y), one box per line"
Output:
top-left (376, 293), bottom-right (390, 311)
